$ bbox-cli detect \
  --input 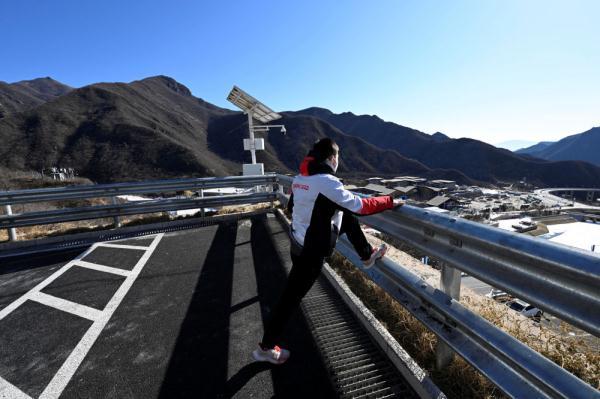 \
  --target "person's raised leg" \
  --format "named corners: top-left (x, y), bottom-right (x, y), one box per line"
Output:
top-left (340, 210), bottom-right (387, 267)
top-left (340, 210), bottom-right (372, 259)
